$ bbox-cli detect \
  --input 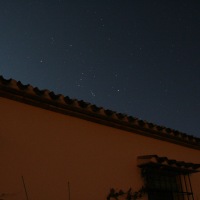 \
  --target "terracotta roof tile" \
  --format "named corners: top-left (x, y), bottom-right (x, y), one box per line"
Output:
top-left (64, 96), bottom-right (74, 104)
top-left (138, 155), bottom-right (200, 173)
top-left (0, 75), bottom-right (200, 149)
